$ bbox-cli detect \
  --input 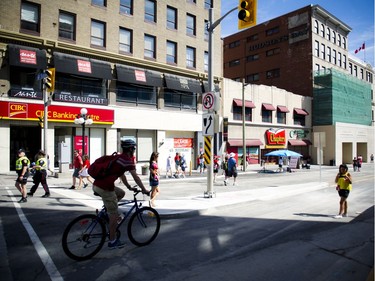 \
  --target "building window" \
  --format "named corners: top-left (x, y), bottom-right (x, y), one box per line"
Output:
top-left (187, 0), bottom-right (196, 4)
top-left (59, 11), bottom-right (76, 41)
top-left (293, 113), bottom-right (306, 126)
top-left (349, 63), bottom-right (353, 74)
top-left (337, 34), bottom-right (341, 47)
top-left (266, 69), bottom-right (280, 79)
top-left (247, 73), bottom-right (259, 82)
top-left (247, 34), bottom-right (258, 41)
top-left (233, 106), bottom-right (252, 121)
top-left (91, 20), bottom-right (106, 47)
top-left (145, 0), bottom-right (156, 23)
top-left (354, 65), bottom-right (358, 77)
top-left (229, 40), bottom-right (240, 48)
top-left (186, 13), bottom-right (196, 36)
top-left (332, 49), bottom-right (336, 64)
top-left (320, 23), bottom-right (325, 37)
top-left (315, 64), bottom-right (320, 72)
top-left (266, 48), bottom-right (280, 57)
top-left (92, 0), bottom-right (106, 7)
top-left (144, 34), bottom-right (156, 59)
top-left (204, 0), bottom-right (212, 9)
top-left (262, 109), bottom-right (272, 123)
top-left (266, 27), bottom-right (279, 36)
top-left (314, 40), bottom-right (319, 57)
top-left (167, 6), bottom-right (177, 29)
top-left (321, 43), bottom-right (325, 60)
top-left (20, 1), bottom-right (40, 33)
top-left (117, 83), bottom-right (156, 106)
top-left (338, 52), bottom-right (342, 67)
top-left (314, 20), bottom-right (318, 33)
top-left (204, 51), bottom-right (208, 72)
top-left (342, 37), bottom-right (347, 49)
top-left (332, 31), bottom-right (336, 44)
top-left (360, 68), bottom-right (364, 79)
top-left (326, 27), bottom-right (331, 40)
top-left (229, 59), bottom-right (240, 67)
top-left (56, 74), bottom-right (107, 99)
top-left (120, 0), bottom-right (133, 15)
top-left (277, 110), bottom-right (286, 124)
top-left (327, 46), bottom-right (331, 62)
top-left (247, 54), bottom-right (259, 62)
top-left (164, 90), bottom-right (197, 111)
top-left (204, 20), bottom-right (209, 41)
top-left (186, 46), bottom-right (196, 68)
top-left (119, 27), bottom-right (132, 53)
top-left (166, 40), bottom-right (177, 64)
